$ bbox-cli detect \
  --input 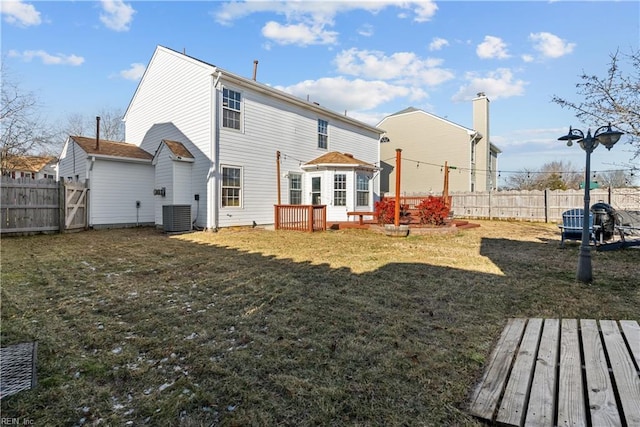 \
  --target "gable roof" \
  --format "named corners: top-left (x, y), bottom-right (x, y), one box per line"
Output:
top-left (163, 140), bottom-right (194, 159)
top-left (378, 107), bottom-right (477, 136)
top-left (302, 152), bottom-right (375, 170)
top-left (4, 155), bottom-right (56, 172)
top-left (125, 45), bottom-right (383, 136)
top-left (70, 136), bottom-right (153, 161)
